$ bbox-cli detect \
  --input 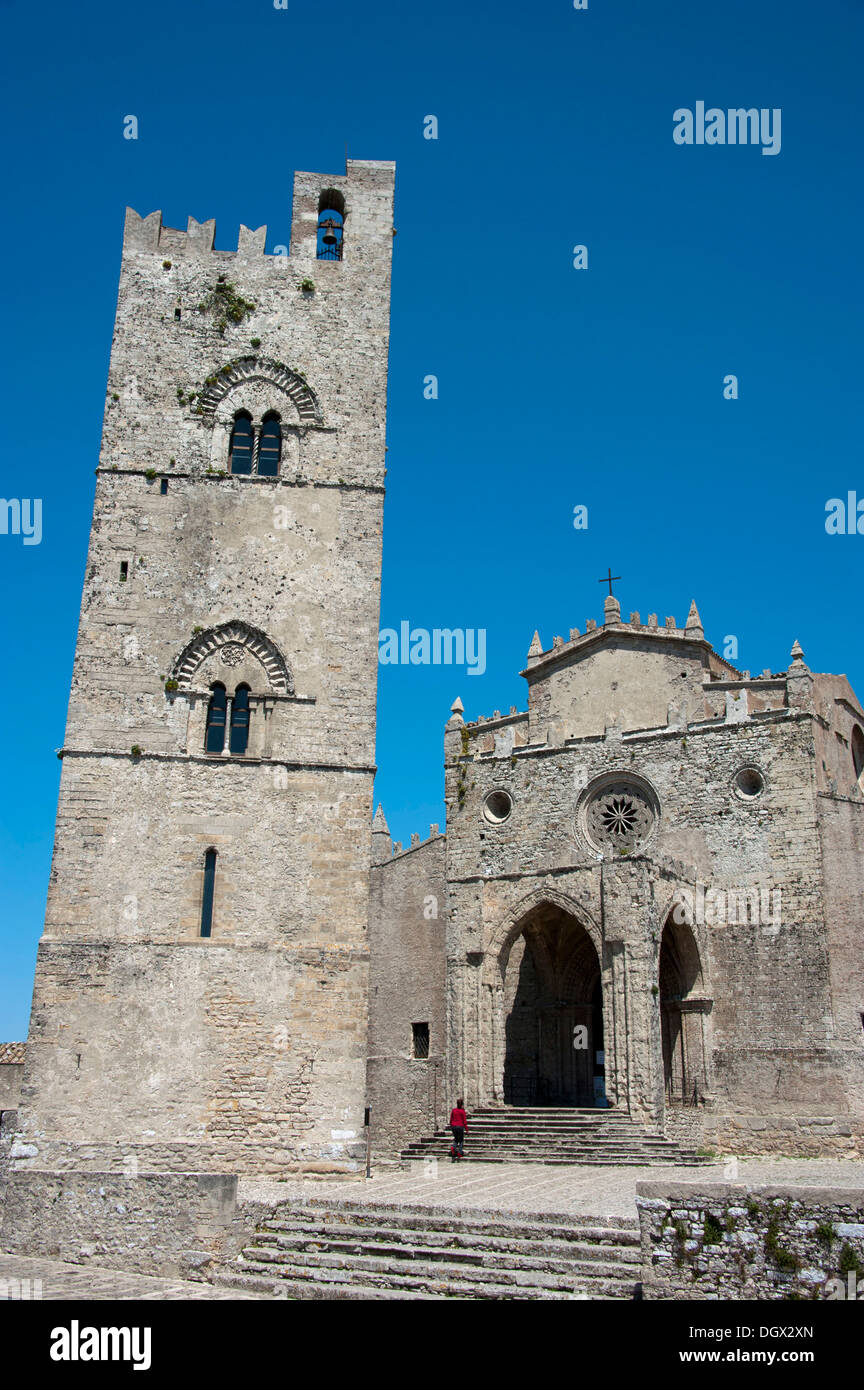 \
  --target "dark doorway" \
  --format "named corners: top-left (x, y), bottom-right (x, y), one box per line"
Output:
top-left (503, 905), bottom-right (604, 1106)
top-left (659, 917), bottom-right (704, 1102)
